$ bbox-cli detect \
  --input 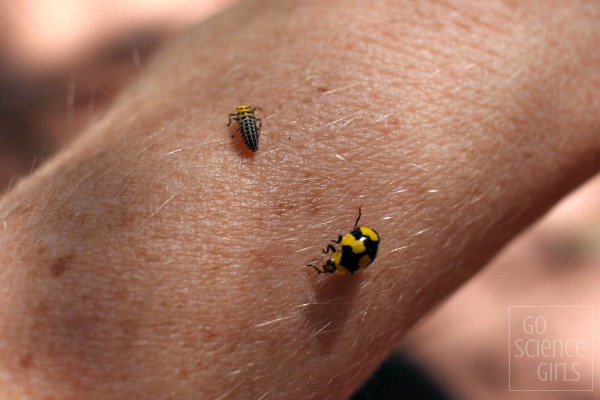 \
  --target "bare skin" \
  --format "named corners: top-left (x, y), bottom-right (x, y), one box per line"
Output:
top-left (0, 0), bottom-right (599, 399)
